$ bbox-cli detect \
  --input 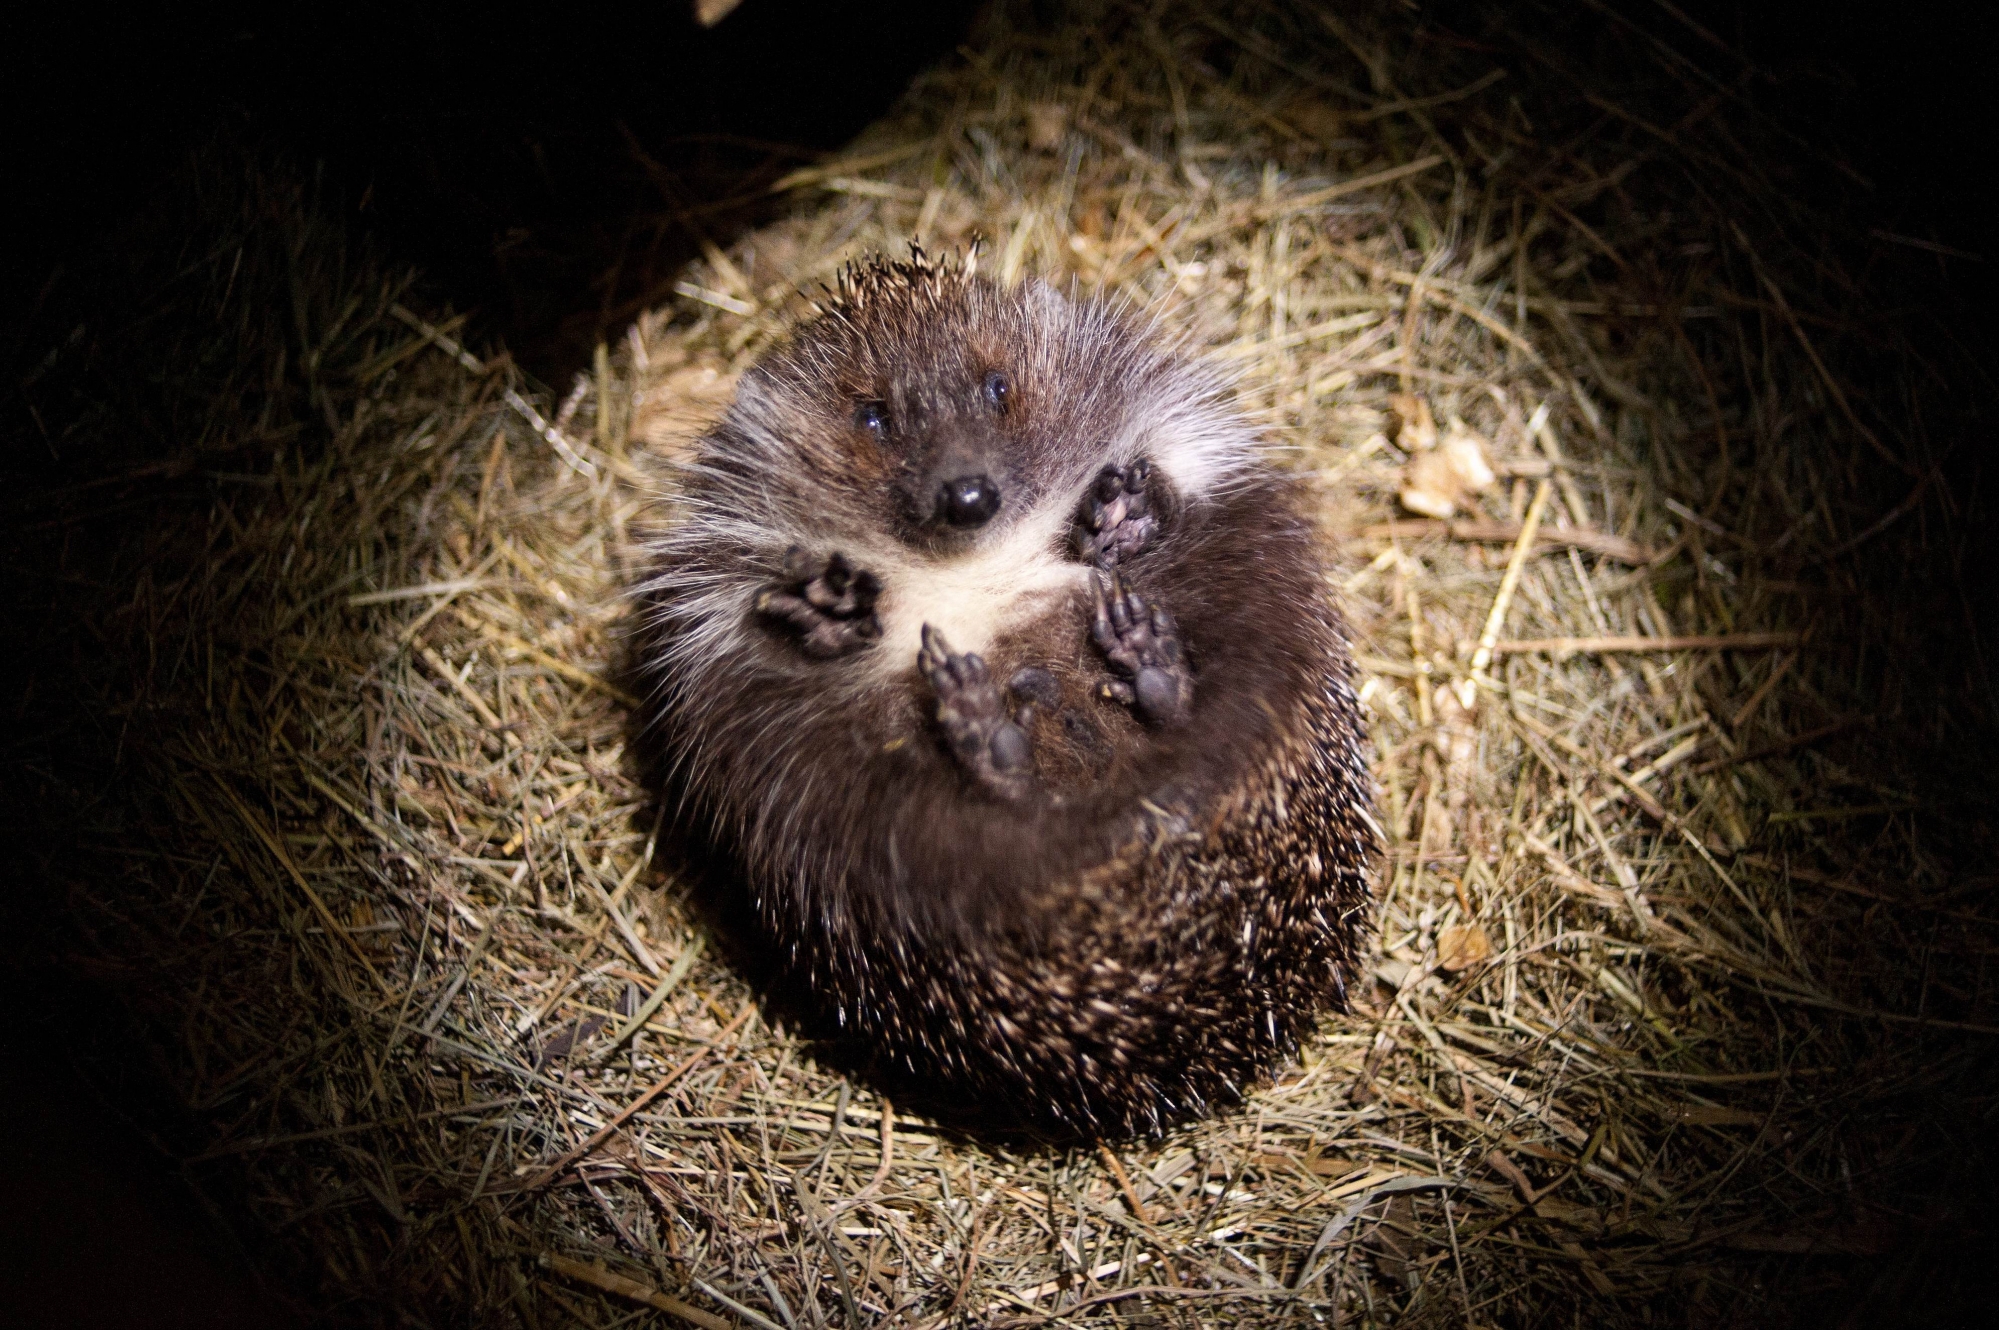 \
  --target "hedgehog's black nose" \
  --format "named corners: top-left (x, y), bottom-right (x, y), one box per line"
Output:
top-left (938, 474), bottom-right (1002, 528)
